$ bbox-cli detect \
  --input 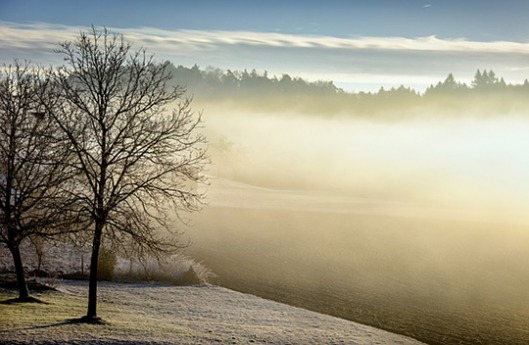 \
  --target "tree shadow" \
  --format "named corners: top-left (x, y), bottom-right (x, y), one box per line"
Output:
top-left (0, 320), bottom-right (71, 332)
top-left (0, 296), bottom-right (49, 304)
top-left (0, 316), bottom-right (109, 333)
top-left (68, 316), bottom-right (108, 325)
